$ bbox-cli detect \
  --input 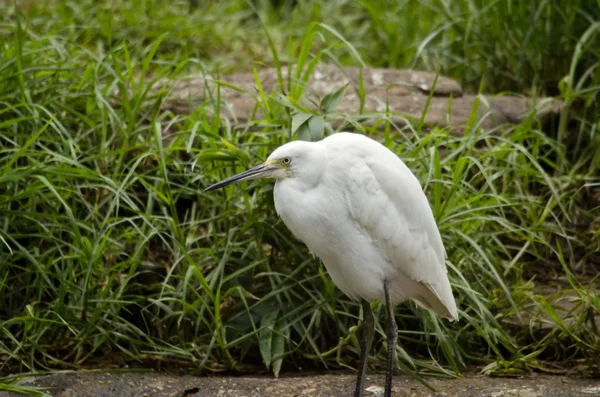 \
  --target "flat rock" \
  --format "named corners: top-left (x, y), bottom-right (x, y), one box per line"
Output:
top-left (151, 64), bottom-right (563, 132)
top-left (4, 372), bottom-right (599, 397)
top-left (503, 284), bottom-right (600, 333)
